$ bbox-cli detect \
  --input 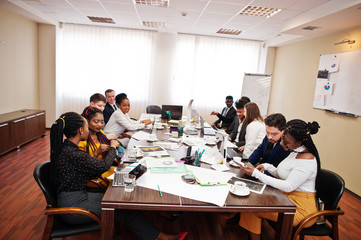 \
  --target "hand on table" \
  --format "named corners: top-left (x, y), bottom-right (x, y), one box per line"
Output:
top-left (238, 146), bottom-right (245, 152)
top-left (141, 119), bottom-right (152, 125)
top-left (241, 164), bottom-right (255, 176)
